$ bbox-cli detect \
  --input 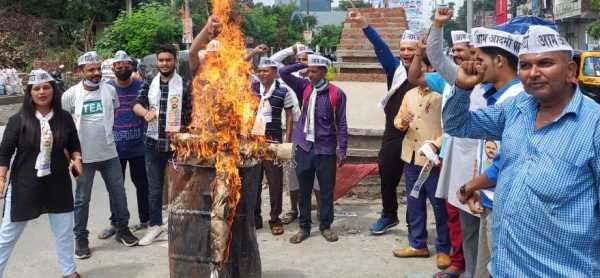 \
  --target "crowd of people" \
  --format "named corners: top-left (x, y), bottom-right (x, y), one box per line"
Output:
top-left (0, 6), bottom-right (599, 278)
